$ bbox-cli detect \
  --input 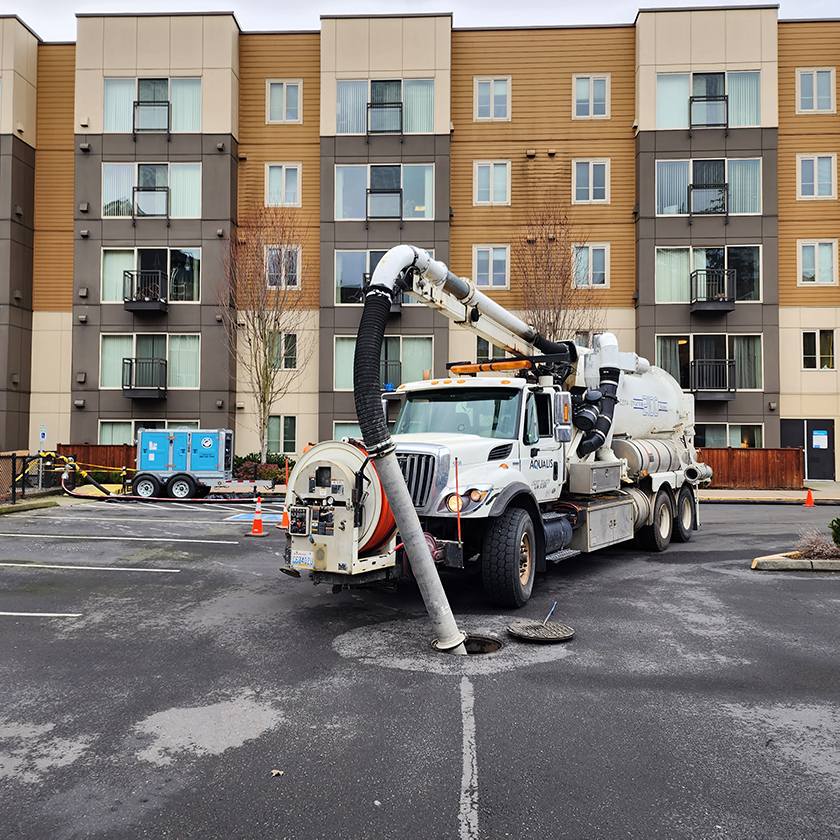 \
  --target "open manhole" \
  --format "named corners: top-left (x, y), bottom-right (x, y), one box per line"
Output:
top-left (506, 620), bottom-right (575, 643)
top-left (432, 634), bottom-right (503, 654)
